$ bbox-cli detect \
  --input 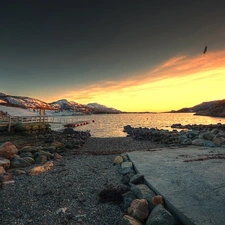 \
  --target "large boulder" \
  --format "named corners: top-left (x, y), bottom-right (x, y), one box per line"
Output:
top-left (0, 142), bottom-right (18, 160)
top-left (128, 199), bottom-right (149, 221)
